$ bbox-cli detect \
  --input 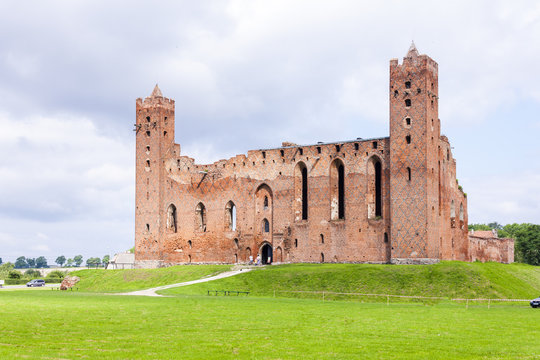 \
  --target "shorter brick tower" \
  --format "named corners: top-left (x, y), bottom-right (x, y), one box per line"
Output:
top-left (134, 85), bottom-right (176, 266)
